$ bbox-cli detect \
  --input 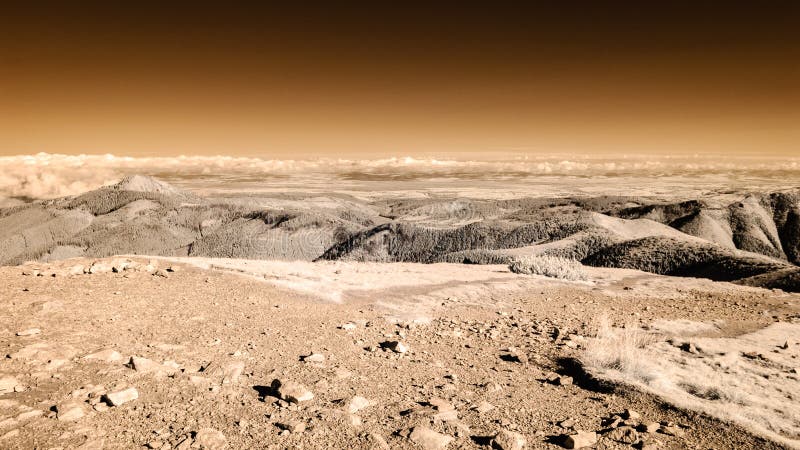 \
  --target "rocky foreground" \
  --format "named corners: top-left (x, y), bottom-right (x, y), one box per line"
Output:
top-left (0, 257), bottom-right (798, 449)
